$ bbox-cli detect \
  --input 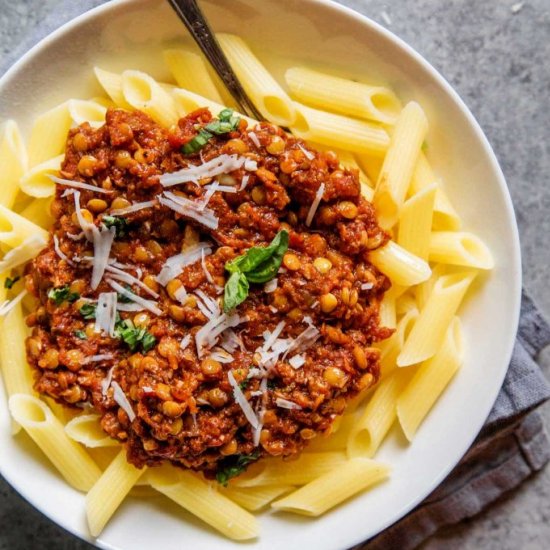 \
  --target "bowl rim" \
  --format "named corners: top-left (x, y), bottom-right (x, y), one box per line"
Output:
top-left (0, 0), bottom-right (522, 548)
